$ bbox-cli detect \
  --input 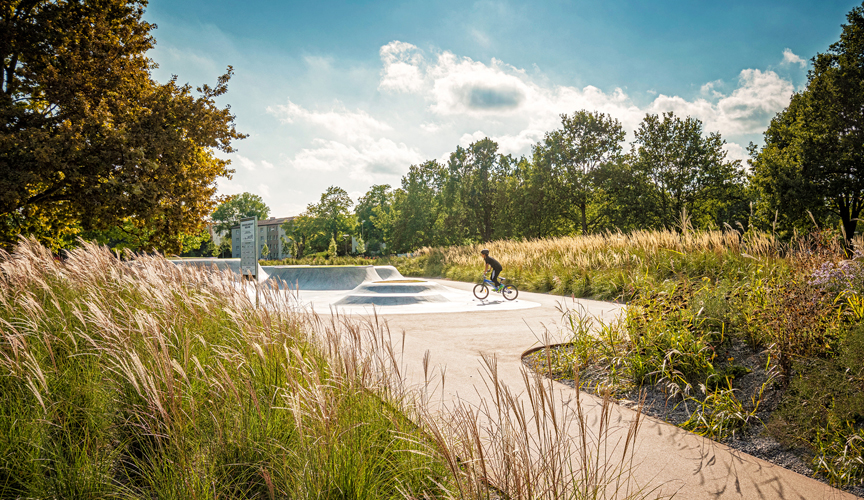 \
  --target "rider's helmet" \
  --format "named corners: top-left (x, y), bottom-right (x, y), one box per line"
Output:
top-left (480, 249), bottom-right (489, 255)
